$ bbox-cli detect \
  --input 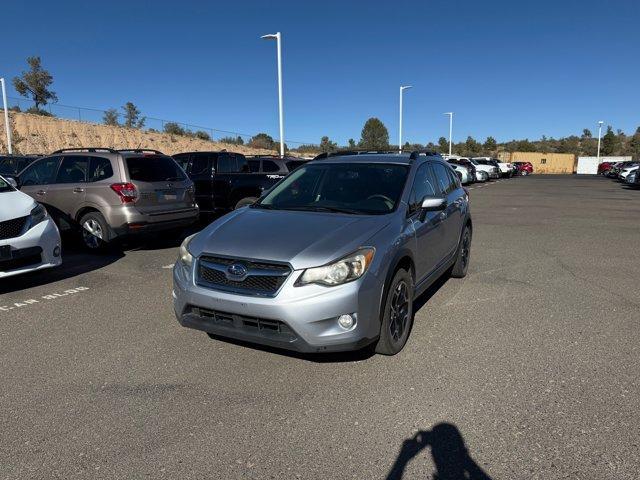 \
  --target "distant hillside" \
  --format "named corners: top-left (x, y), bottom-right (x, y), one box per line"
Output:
top-left (1, 112), bottom-right (273, 156)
